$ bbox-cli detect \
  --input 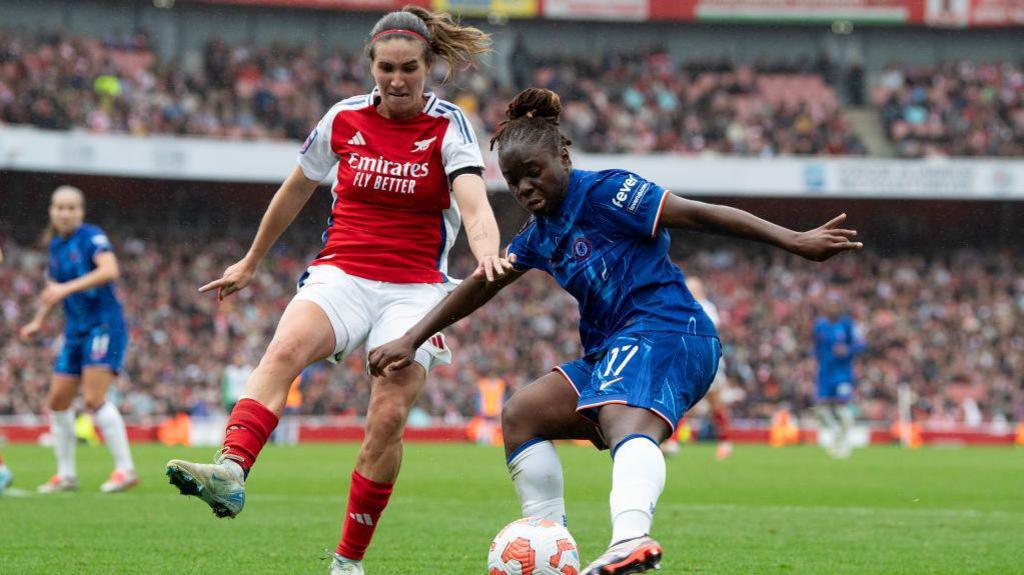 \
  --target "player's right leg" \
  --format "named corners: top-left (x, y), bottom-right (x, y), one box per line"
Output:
top-left (39, 372), bottom-right (80, 493)
top-left (166, 299), bottom-right (336, 517)
top-left (502, 369), bottom-right (605, 527)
